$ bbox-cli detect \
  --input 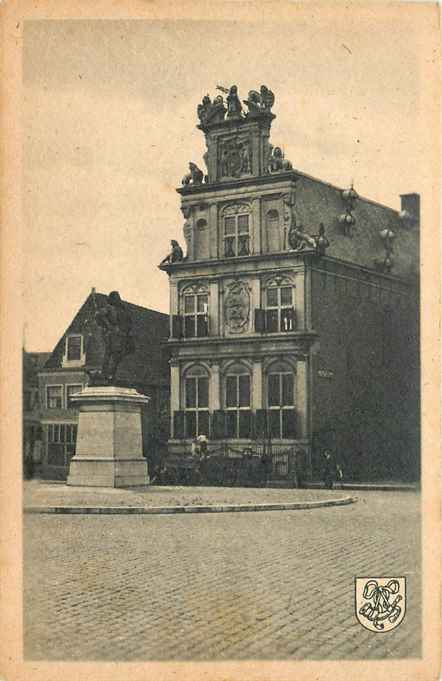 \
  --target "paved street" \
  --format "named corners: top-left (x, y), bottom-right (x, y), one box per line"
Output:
top-left (23, 491), bottom-right (421, 661)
